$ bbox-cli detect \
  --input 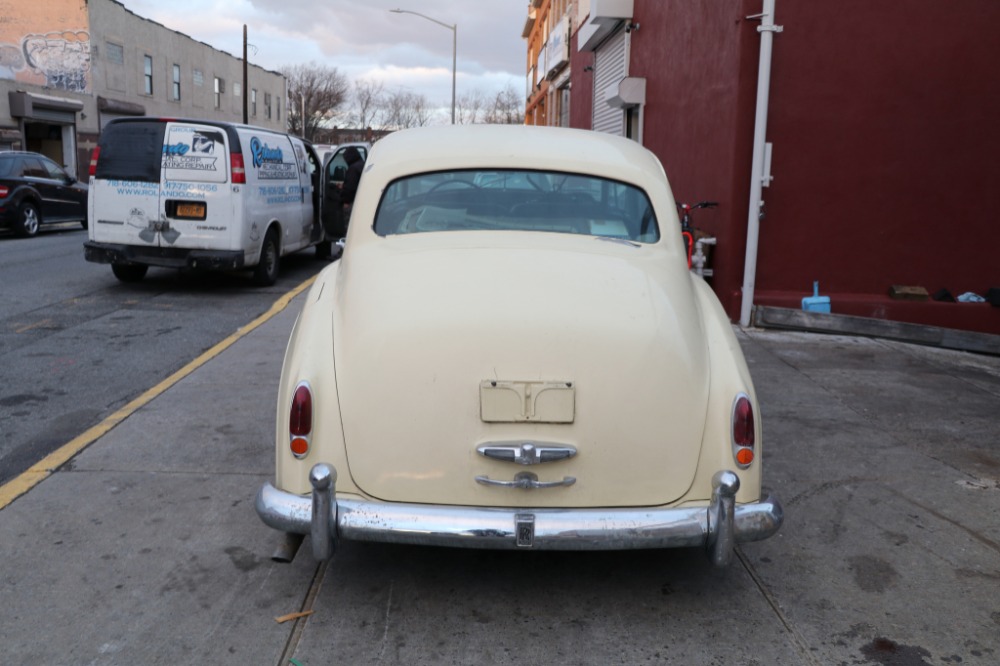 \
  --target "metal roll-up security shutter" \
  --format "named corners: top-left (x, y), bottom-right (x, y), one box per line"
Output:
top-left (592, 28), bottom-right (627, 135)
